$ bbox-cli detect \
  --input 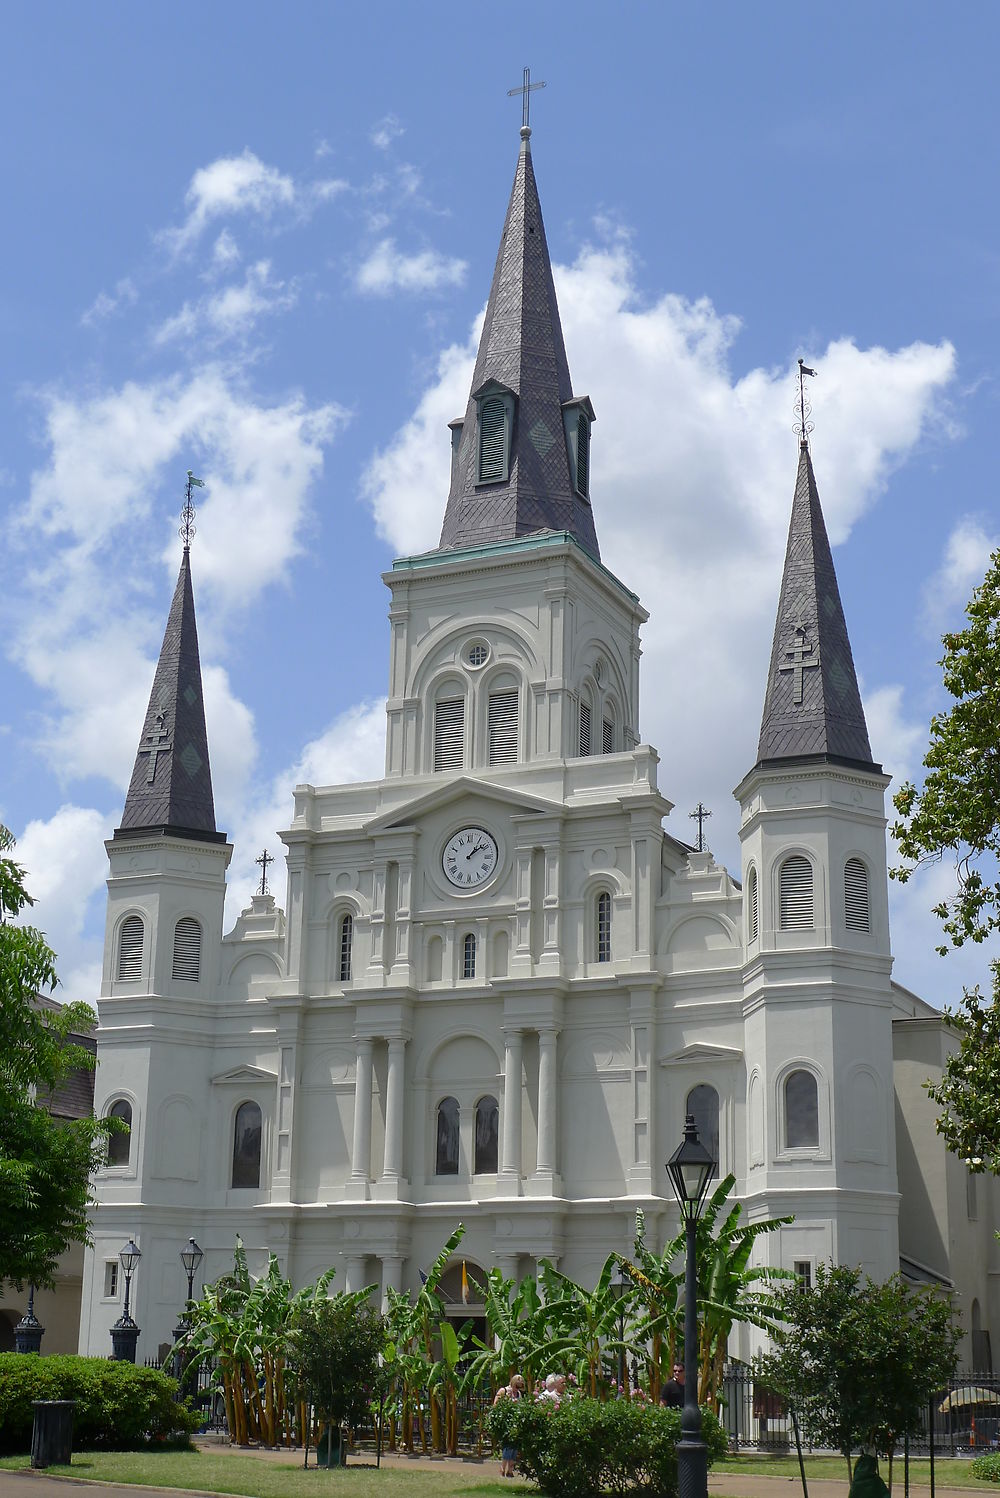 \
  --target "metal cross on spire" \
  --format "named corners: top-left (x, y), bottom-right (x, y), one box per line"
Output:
top-left (507, 66), bottom-right (546, 130)
top-left (794, 358), bottom-right (817, 446)
top-left (255, 848), bottom-right (273, 896)
top-left (689, 802), bottom-right (712, 852)
top-left (179, 470), bottom-right (205, 551)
